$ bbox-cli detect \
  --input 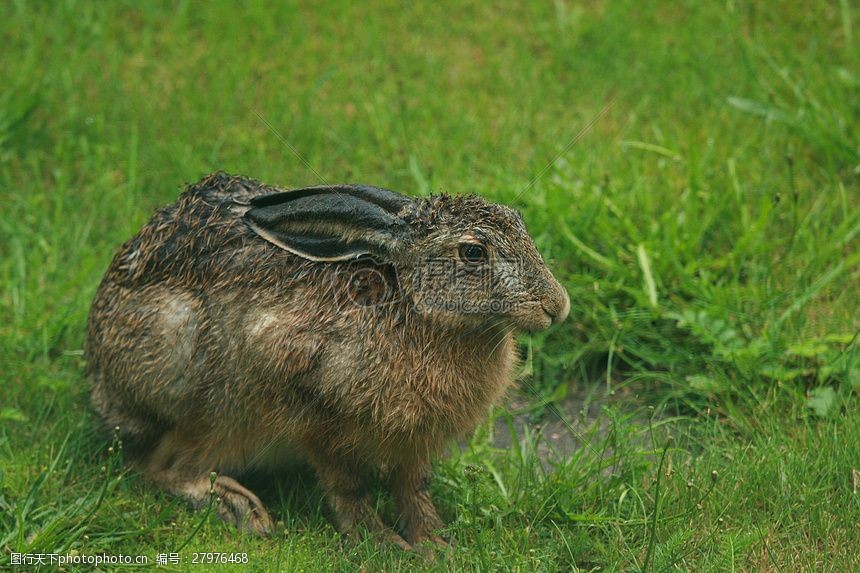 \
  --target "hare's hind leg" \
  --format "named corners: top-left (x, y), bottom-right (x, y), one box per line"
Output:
top-left (143, 431), bottom-right (273, 536)
top-left (166, 473), bottom-right (273, 536)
